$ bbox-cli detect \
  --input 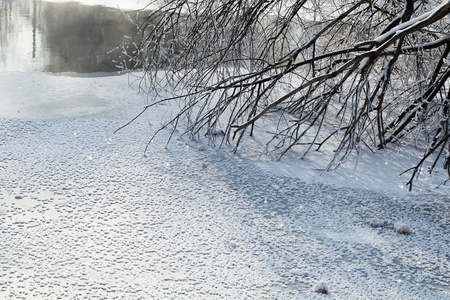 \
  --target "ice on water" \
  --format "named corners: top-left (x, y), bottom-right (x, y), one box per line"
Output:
top-left (0, 73), bottom-right (449, 299)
